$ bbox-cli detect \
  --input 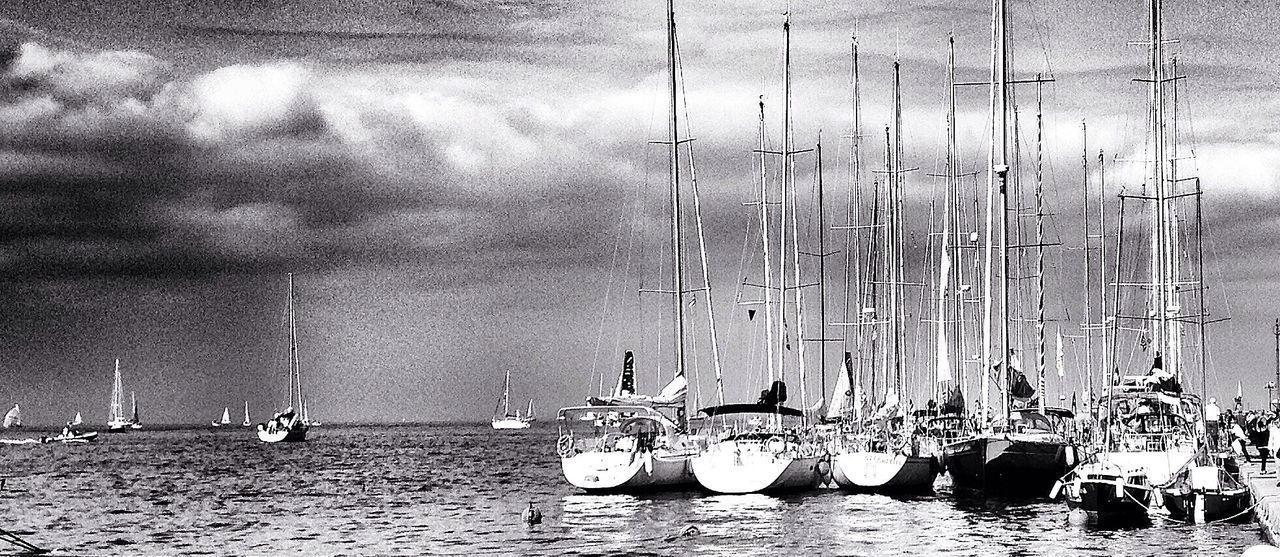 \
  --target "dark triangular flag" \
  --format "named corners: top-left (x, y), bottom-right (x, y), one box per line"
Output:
top-left (748, 309), bottom-right (757, 321)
